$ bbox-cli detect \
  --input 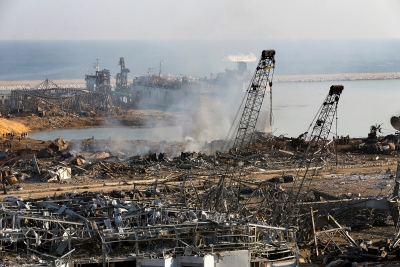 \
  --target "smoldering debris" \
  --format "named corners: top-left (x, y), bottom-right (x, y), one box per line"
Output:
top-left (1, 133), bottom-right (399, 190)
top-left (1, 134), bottom-right (400, 266)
